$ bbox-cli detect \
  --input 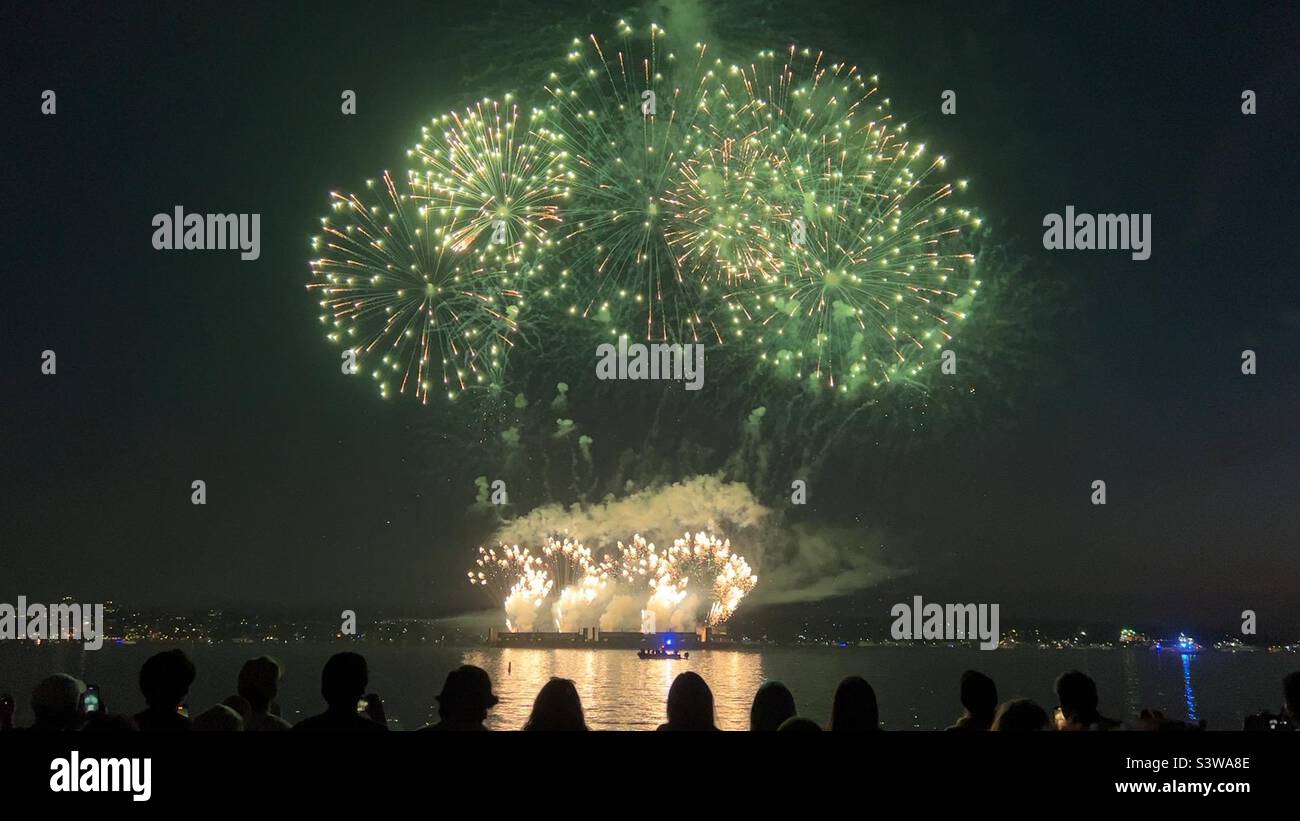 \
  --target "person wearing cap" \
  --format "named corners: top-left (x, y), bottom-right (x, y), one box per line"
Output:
top-left (419, 665), bottom-right (499, 731)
